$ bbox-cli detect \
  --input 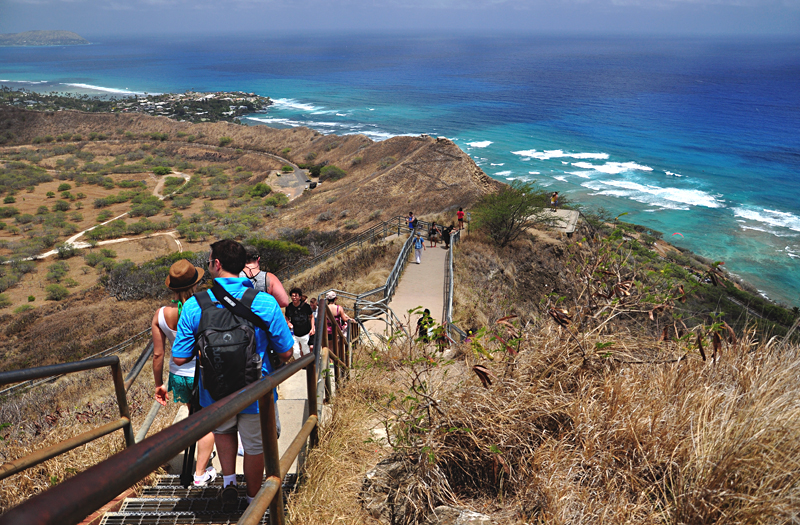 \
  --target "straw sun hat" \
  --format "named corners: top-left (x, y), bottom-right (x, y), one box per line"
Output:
top-left (165, 259), bottom-right (204, 291)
